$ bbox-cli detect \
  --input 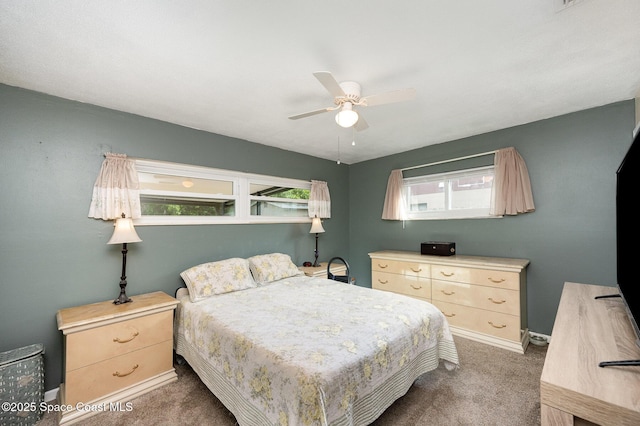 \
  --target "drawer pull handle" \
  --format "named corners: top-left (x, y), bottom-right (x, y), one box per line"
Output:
top-left (113, 331), bottom-right (139, 343)
top-left (439, 271), bottom-right (455, 277)
top-left (113, 364), bottom-right (139, 378)
top-left (378, 263), bottom-right (388, 269)
top-left (441, 290), bottom-right (455, 296)
top-left (443, 312), bottom-right (456, 318)
top-left (377, 279), bottom-right (389, 285)
top-left (410, 284), bottom-right (422, 290)
top-left (488, 277), bottom-right (505, 283)
top-left (410, 267), bottom-right (422, 273)
top-left (488, 297), bottom-right (506, 304)
top-left (488, 321), bottom-right (507, 329)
